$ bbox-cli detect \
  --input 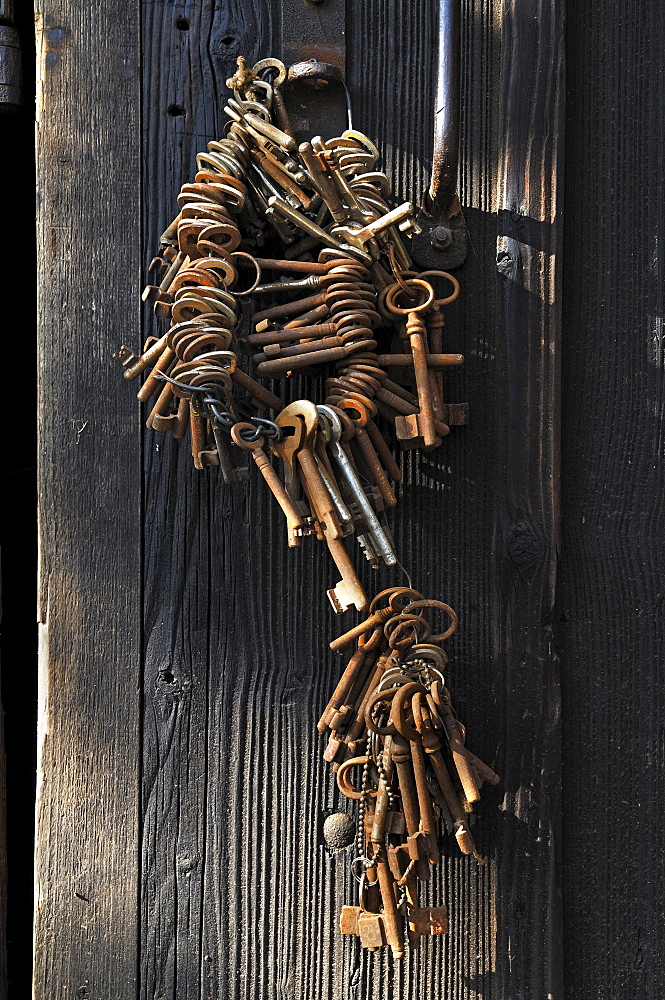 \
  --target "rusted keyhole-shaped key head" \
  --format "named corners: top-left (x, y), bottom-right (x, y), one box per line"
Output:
top-left (274, 406), bottom-right (309, 465)
top-left (275, 400), bottom-right (319, 457)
